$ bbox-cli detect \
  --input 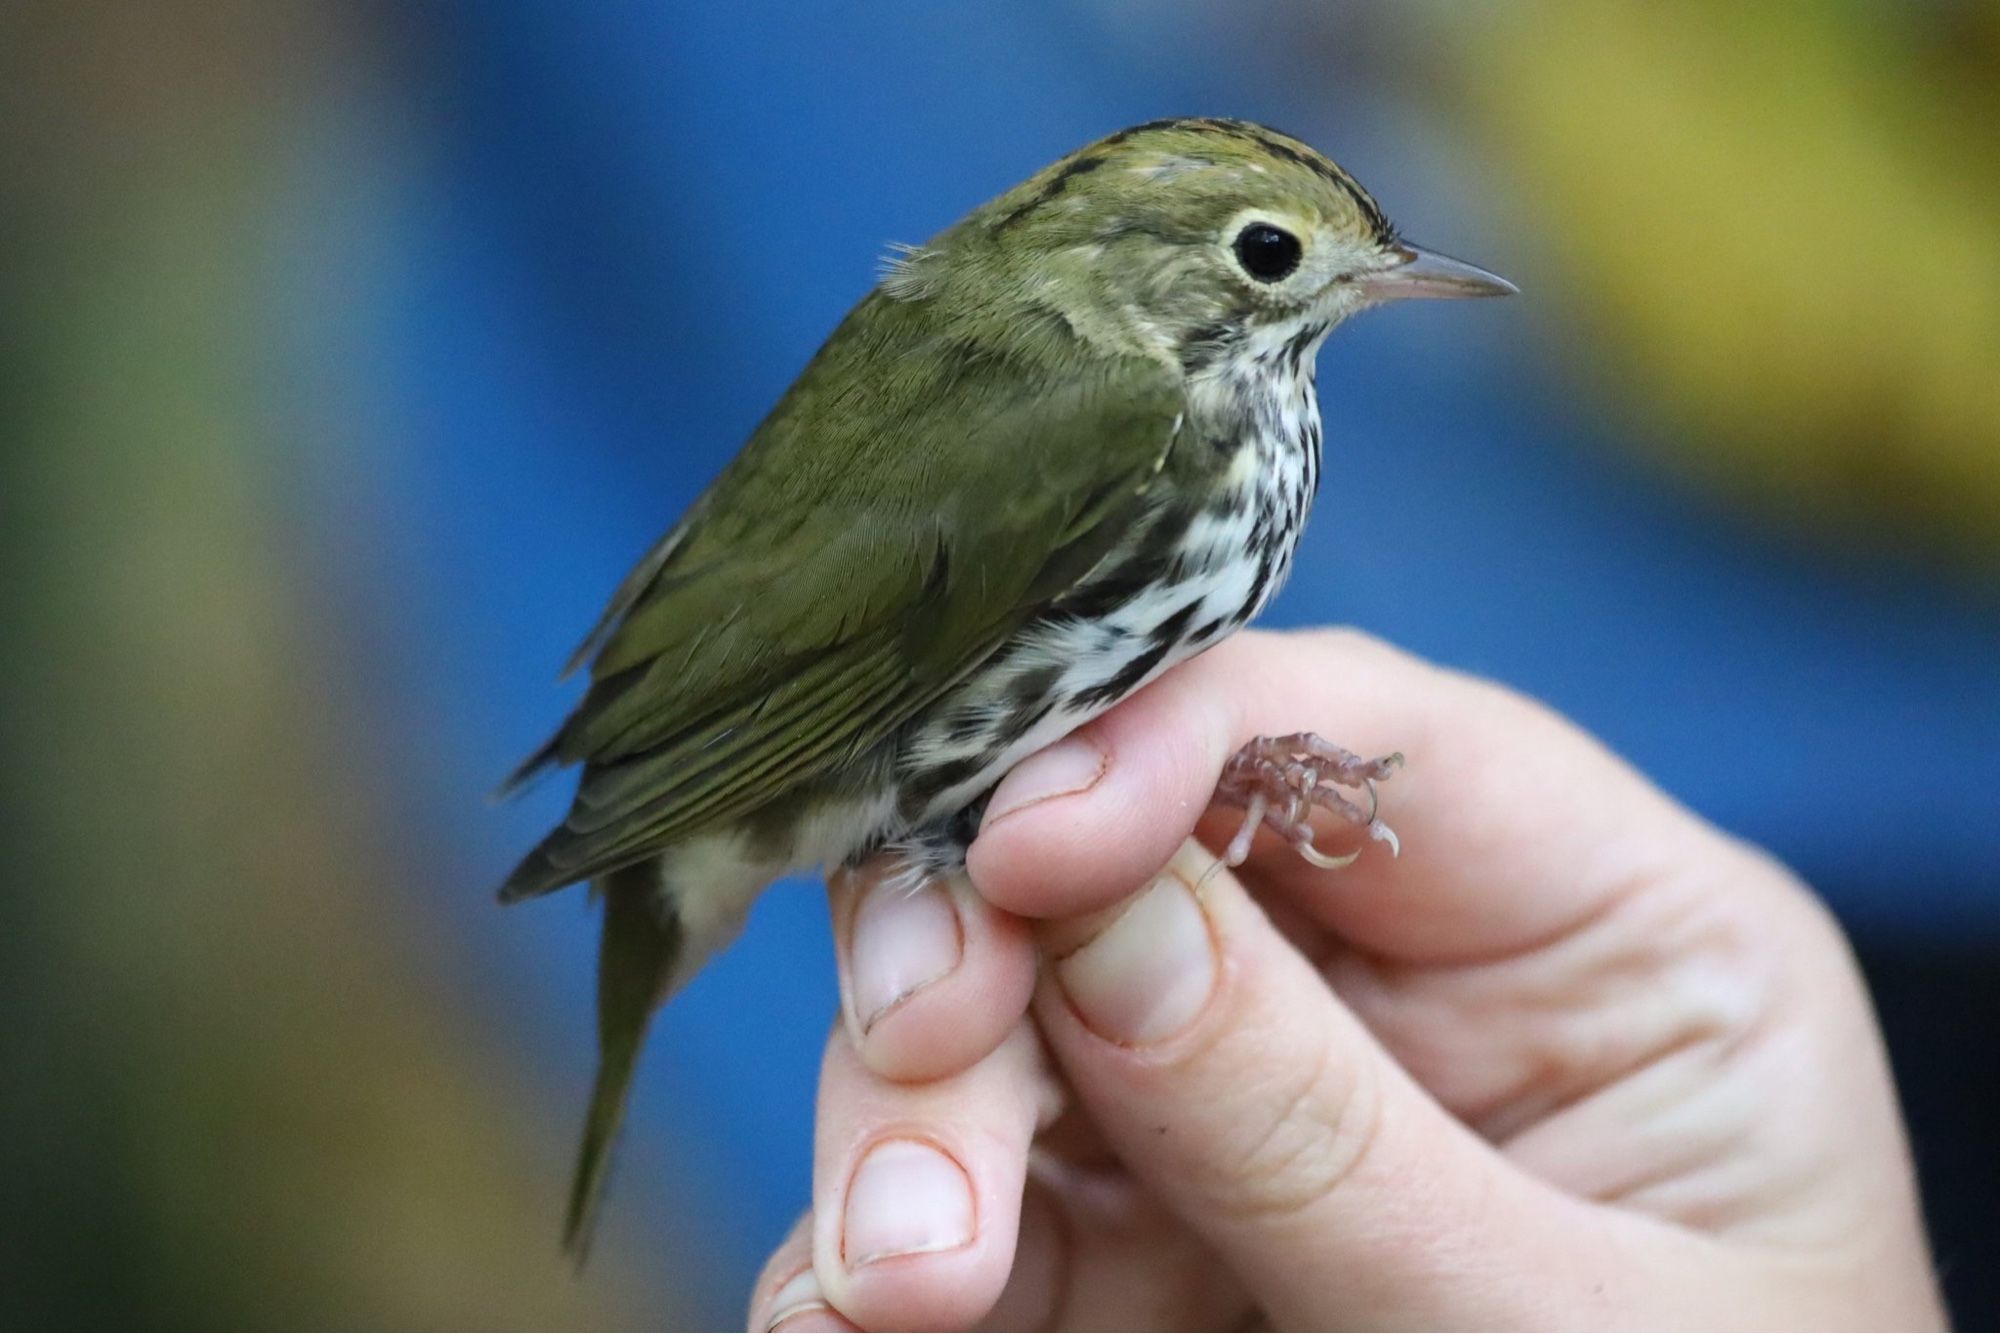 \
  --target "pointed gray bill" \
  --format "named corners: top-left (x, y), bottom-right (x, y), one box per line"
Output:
top-left (1360, 243), bottom-right (1518, 301)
